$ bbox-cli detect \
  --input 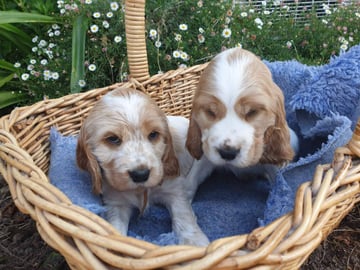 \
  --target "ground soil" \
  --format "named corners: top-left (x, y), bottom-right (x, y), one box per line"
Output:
top-left (0, 175), bottom-right (359, 270)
